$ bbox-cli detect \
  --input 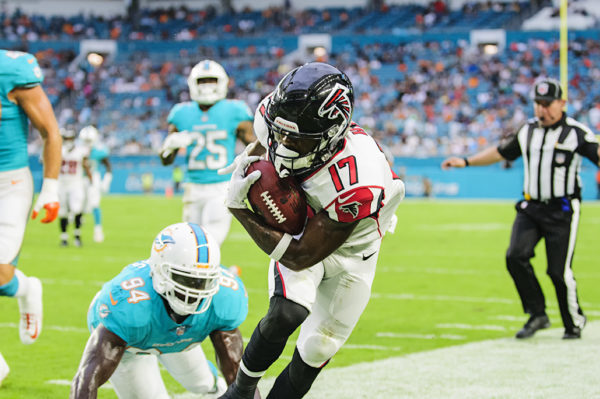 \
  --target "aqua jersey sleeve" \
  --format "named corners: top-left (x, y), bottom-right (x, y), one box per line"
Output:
top-left (87, 263), bottom-right (154, 345)
top-left (210, 267), bottom-right (249, 331)
top-left (0, 50), bottom-right (44, 171)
